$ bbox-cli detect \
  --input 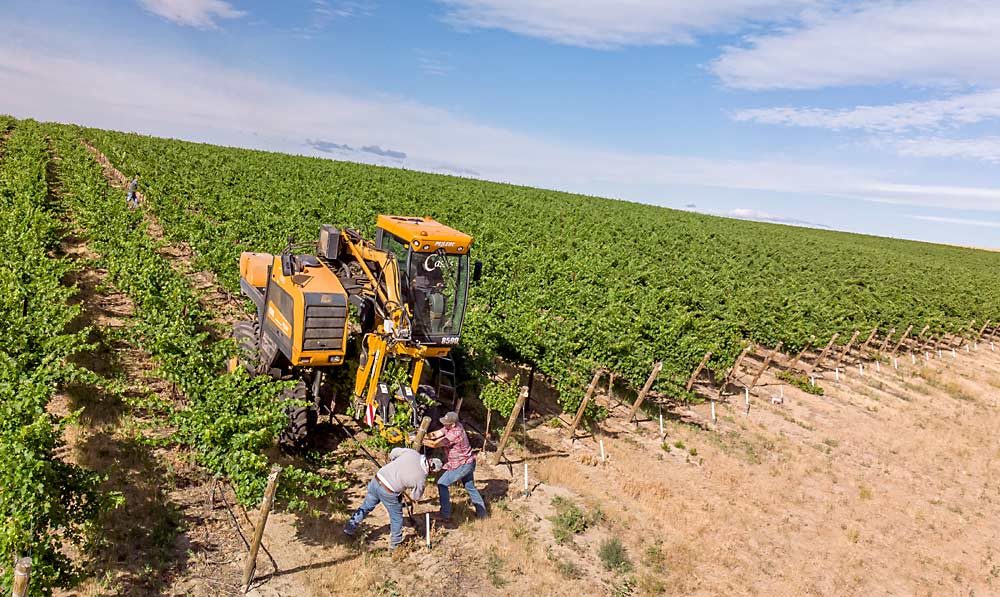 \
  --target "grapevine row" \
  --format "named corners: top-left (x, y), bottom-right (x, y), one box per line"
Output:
top-left (0, 120), bottom-right (107, 596)
top-left (47, 126), bottom-right (332, 509)
top-left (79, 127), bottom-right (1000, 410)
